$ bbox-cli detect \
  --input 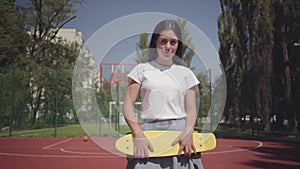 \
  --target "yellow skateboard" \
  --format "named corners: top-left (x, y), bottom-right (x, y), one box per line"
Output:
top-left (115, 130), bottom-right (216, 157)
